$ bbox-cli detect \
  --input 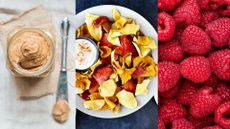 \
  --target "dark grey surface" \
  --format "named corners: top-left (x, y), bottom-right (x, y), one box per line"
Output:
top-left (76, 101), bottom-right (158, 129)
top-left (75, 0), bottom-right (158, 129)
